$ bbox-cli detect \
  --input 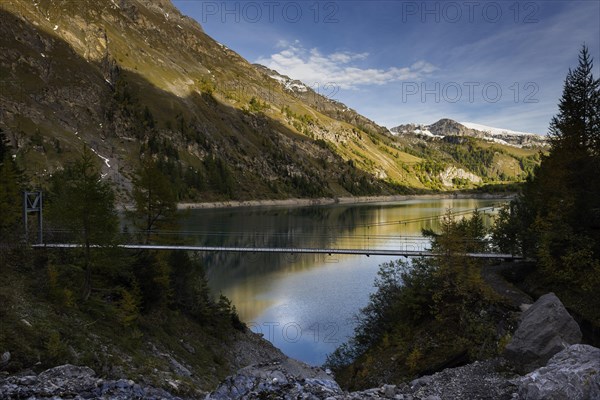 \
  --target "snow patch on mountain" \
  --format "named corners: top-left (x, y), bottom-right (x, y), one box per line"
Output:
top-left (269, 74), bottom-right (308, 93)
top-left (460, 122), bottom-right (540, 137)
top-left (392, 123), bottom-right (444, 139)
top-left (414, 128), bottom-right (443, 138)
top-left (391, 119), bottom-right (548, 148)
